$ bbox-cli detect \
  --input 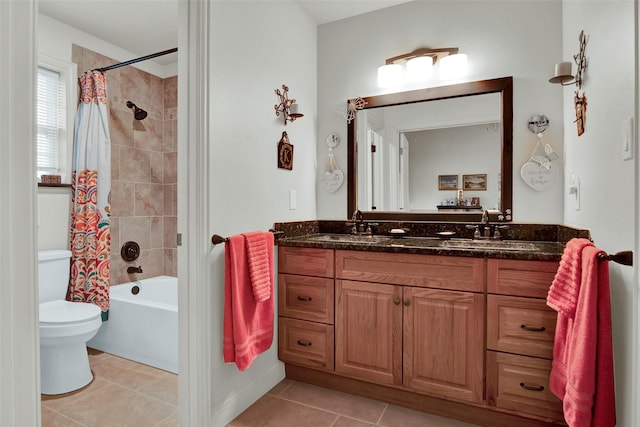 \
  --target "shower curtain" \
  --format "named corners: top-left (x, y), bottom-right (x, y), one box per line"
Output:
top-left (68, 70), bottom-right (111, 316)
